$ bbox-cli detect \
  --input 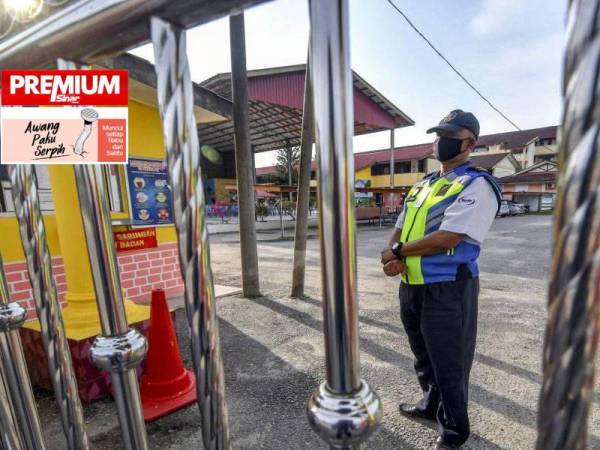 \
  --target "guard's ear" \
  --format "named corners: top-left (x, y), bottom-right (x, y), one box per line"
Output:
top-left (463, 137), bottom-right (476, 152)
